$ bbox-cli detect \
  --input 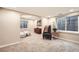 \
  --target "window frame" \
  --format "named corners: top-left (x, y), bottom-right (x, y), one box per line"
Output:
top-left (56, 15), bottom-right (79, 34)
top-left (20, 18), bottom-right (28, 28)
